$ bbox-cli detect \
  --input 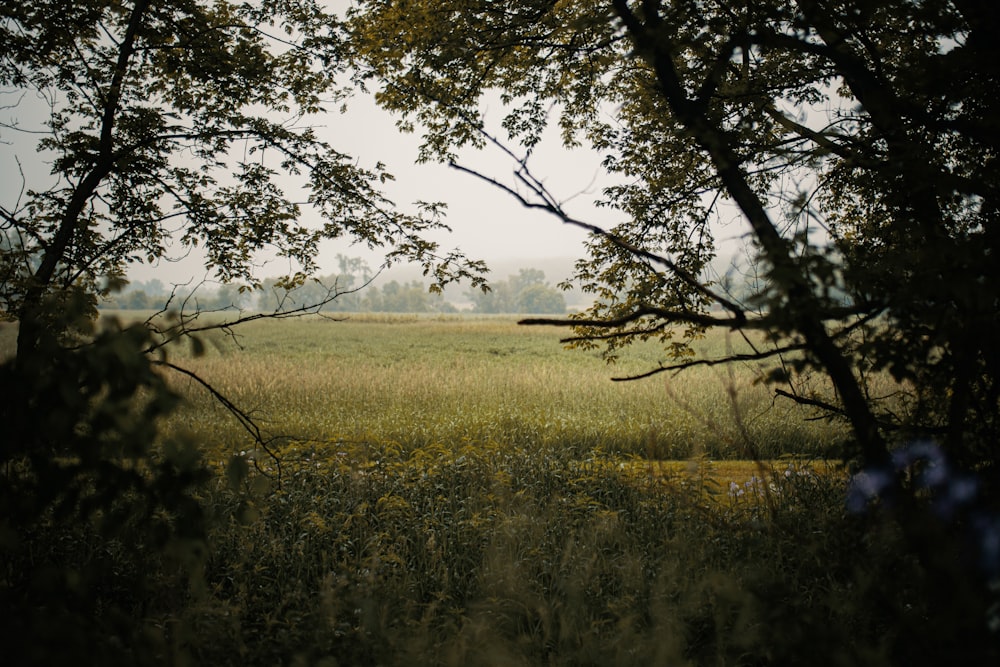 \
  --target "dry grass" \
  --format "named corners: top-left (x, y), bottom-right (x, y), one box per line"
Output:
top-left (10, 312), bottom-right (980, 666)
top-left (148, 313), bottom-right (848, 462)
